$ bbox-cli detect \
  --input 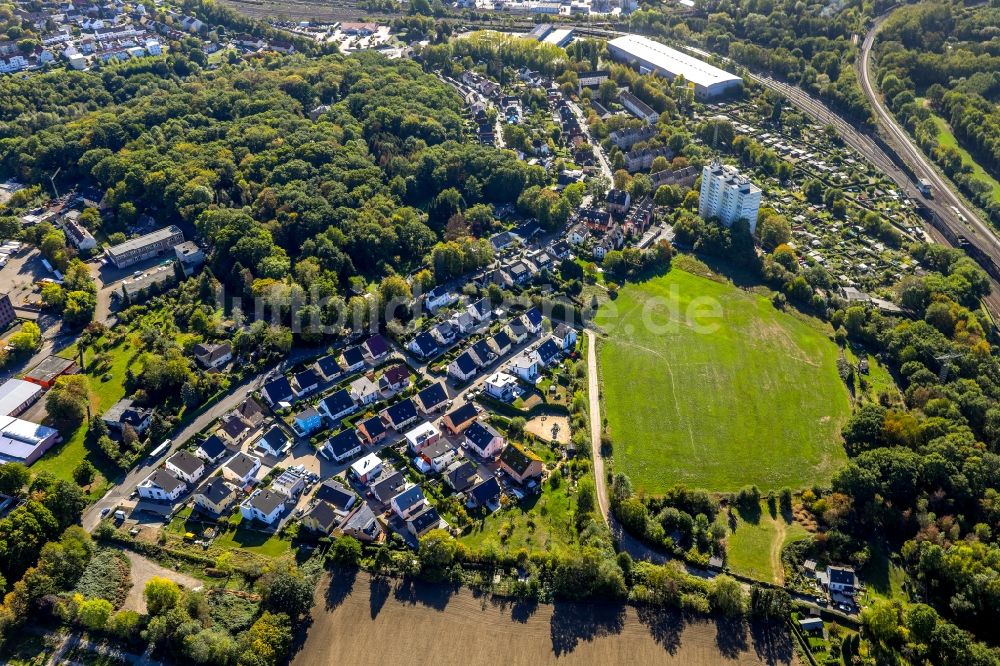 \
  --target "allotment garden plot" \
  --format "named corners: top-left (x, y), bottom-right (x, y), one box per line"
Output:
top-left (595, 269), bottom-right (851, 493)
